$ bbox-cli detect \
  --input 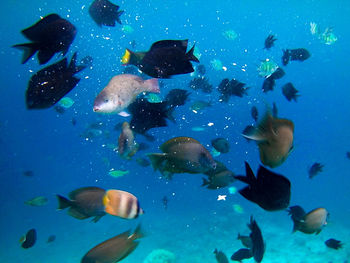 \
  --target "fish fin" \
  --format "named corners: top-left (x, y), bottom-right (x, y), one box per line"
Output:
top-left (12, 43), bottom-right (39, 64)
top-left (37, 49), bottom-right (56, 65)
top-left (121, 48), bottom-right (132, 64)
top-left (147, 153), bottom-right (168, 171)
top-left (118, 111), bottom-right (130, 117)
top-left (68, 208), bottom-right (90, 220)
top-left (68, 187), bottom-right (105, 199)
top-left (186, 43), bottom-right (200, 62)
top-left (144, 78), bottom-right (160, 93)
top-left (130, 223), bottom-right (144, 240)
top-left (69, 52), bottom-right (86, 74)
top-left (201, 178), bottom-right (209, 187)
top-left (235, 162), bottom-right (256, 184)
top-left (116, 10), bottom-right (124, 24)
top-left (238, 187), bottom-right (257, 204)
top-left (91, 214), bottom-right (104, 223)
top-left (315, 229), bottom-right (322, 235)
top-left (56, 195), bottom-right (71, 210)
